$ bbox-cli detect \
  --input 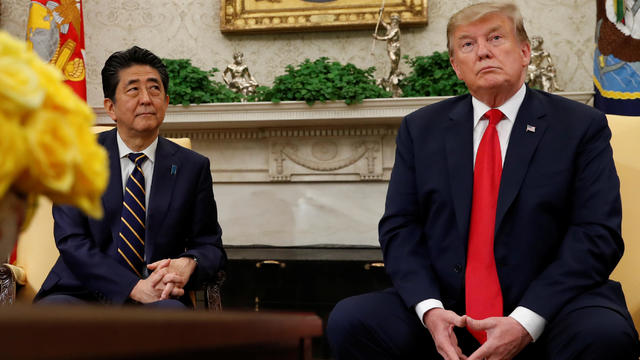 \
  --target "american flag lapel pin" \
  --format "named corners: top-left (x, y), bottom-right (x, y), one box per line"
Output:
top-left (526, 124), bottom-right (536, 133)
